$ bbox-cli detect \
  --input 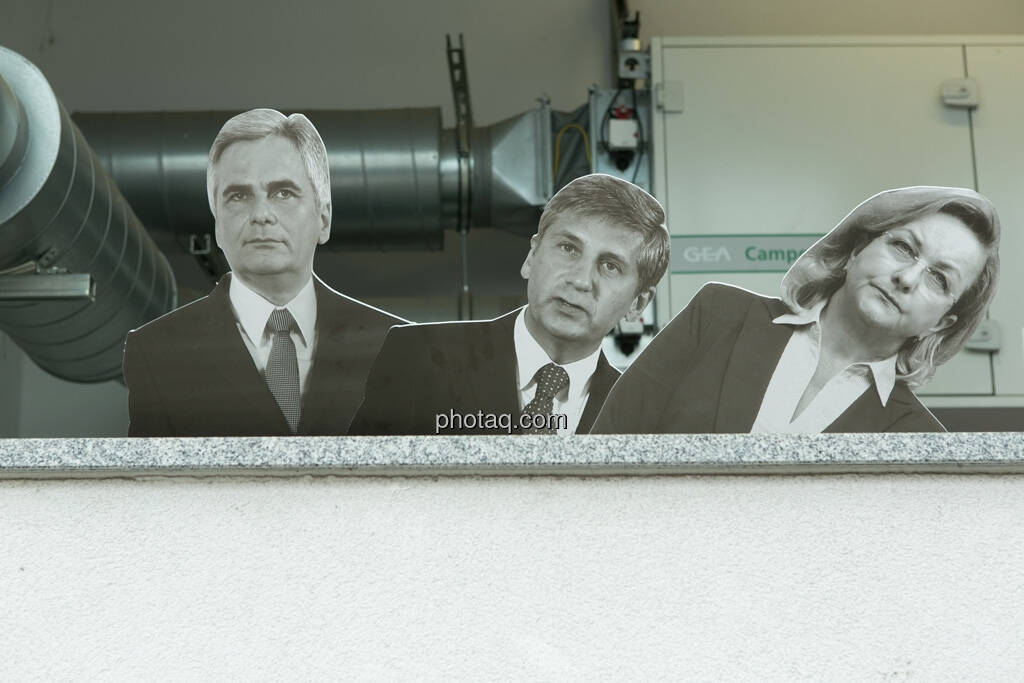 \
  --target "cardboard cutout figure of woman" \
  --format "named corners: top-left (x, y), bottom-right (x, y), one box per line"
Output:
top-left (590, 186), bottom-right (1001, 434)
